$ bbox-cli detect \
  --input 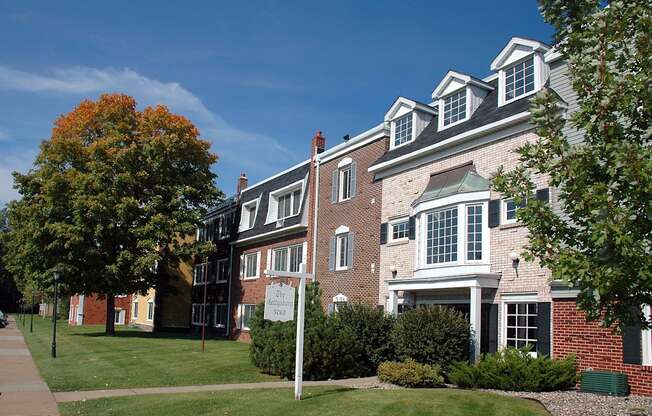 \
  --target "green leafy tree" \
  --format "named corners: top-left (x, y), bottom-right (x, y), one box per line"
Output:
top-left (3, 94), bottom-right (221, 334)
top-left (493, 1), bottom-right (652, 330)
